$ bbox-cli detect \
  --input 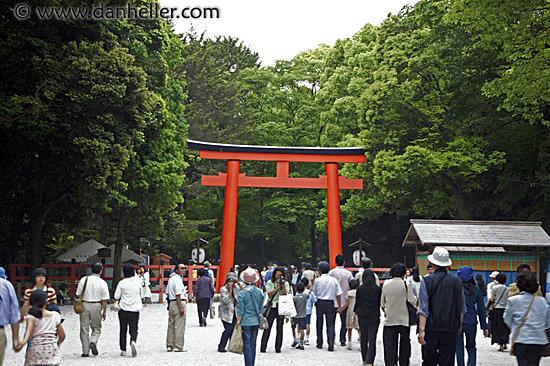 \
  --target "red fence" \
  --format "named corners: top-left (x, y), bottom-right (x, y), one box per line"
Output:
top-left (9, 263), bottom-right (219, 304)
